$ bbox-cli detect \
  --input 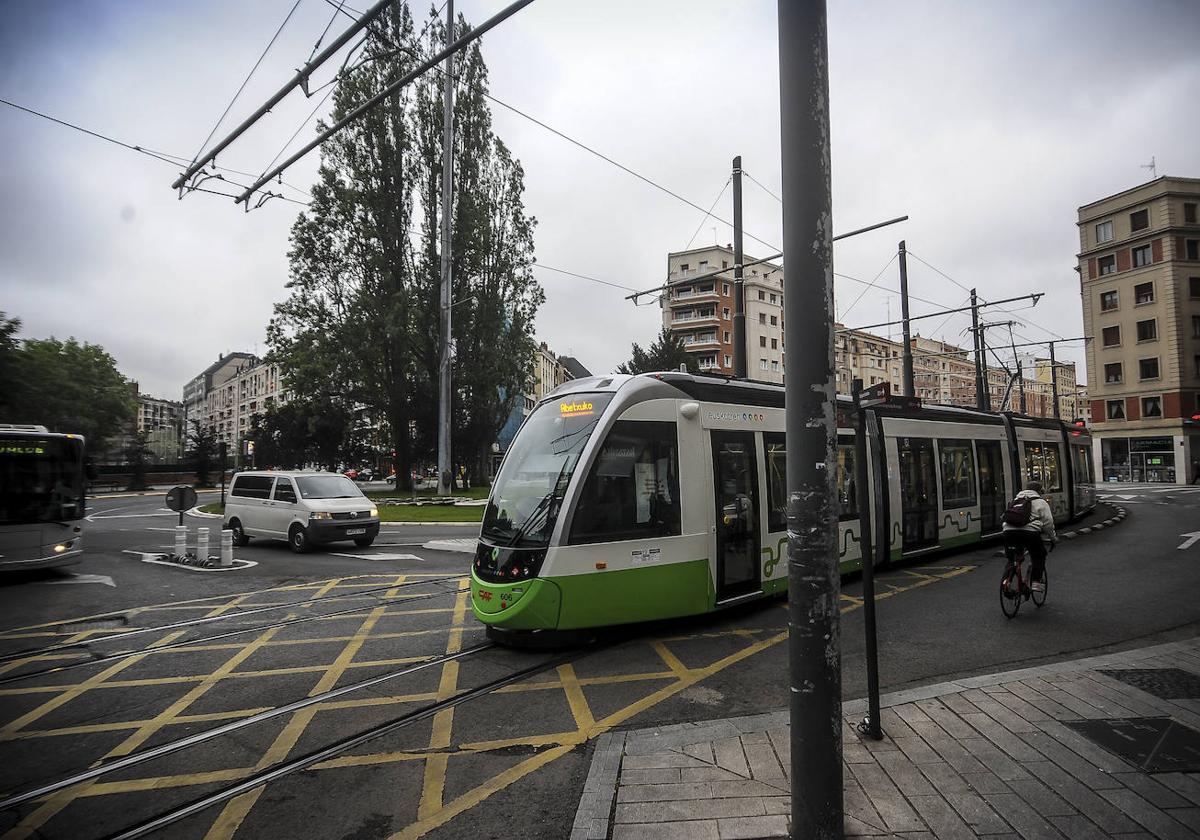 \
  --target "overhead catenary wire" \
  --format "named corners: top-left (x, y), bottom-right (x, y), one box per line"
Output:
top-left (742, 170), bottom-right (782, 204)
top-left (836, 252), bottom-right (899, 321)
top-left (683, 177), bottom-right (732, 251)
